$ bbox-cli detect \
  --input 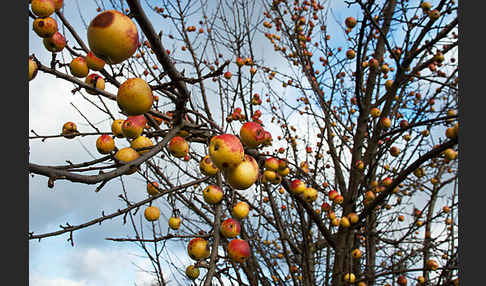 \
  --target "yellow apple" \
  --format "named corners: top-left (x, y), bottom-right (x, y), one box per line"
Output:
top-left (87, 10), bottom-right (139, 64)
top-left (223, 155), bottom-right (259, 190)
top-left (117, 78), bottom-right (154, 116)
top-left (111, 119), bottom-right (125, 138)
top-left (199, 155), bottom-right (219, 176)
top-left (69, 57), bottom-right (89, 78)
top-left (130, 135), bottom-right (153, 154)
top-left (203, 185), bottom-right (224, 204)
top-left (95, 134), bottom-right (115, 154)
top-left (187, 238), bottom-right (210, 260)
top-left (144, 206), bottom-right (160, 221)
top-left (33, 17), bottom-right (58, 38)
top-left (232, 201), bottom-right (250, 219)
